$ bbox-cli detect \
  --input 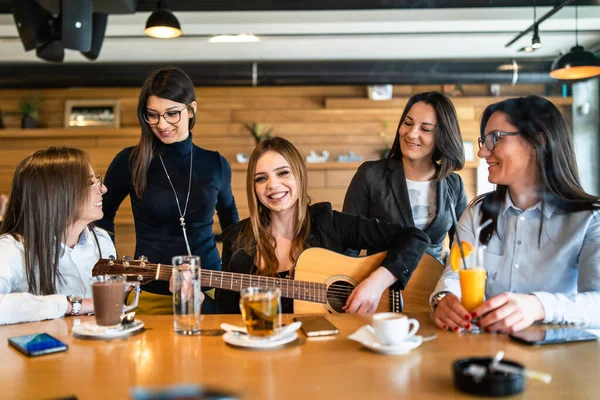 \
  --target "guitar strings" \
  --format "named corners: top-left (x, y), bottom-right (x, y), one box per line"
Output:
top-left (121, 264), bottom-right (395, 298)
